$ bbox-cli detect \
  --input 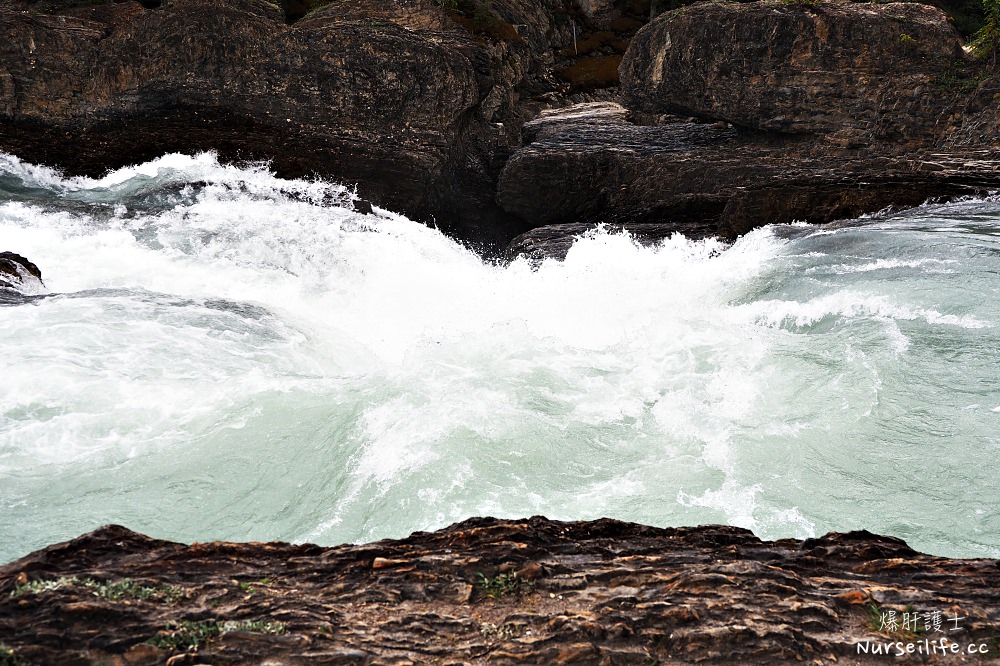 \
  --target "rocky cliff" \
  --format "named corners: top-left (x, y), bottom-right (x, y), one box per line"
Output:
top-left (7, 0), bottom-right (997, 256)
top-left (0, 0), bottom-right (596, 250)
top-left (2, 517), bottom-right (999, 665)
top-left (496, 1), bottom-right (1000, 258)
